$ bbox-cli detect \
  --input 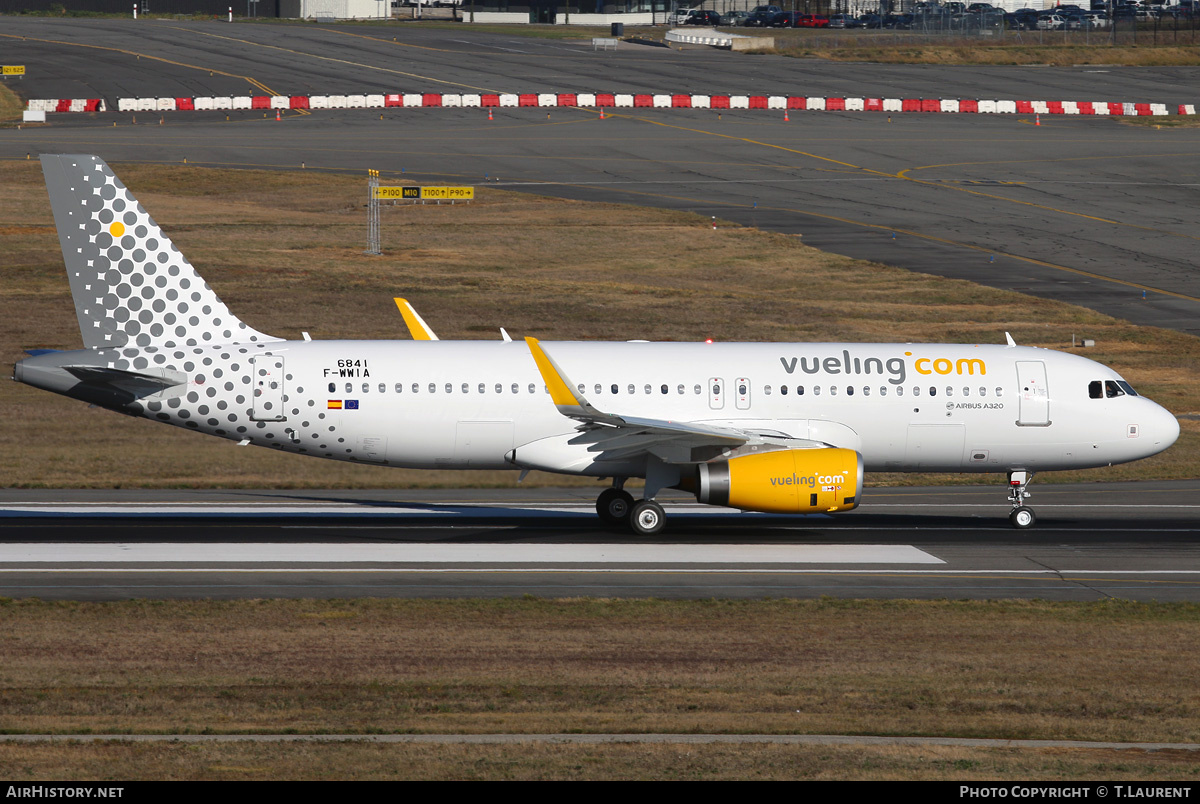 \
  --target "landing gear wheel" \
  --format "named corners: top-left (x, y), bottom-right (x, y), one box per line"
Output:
top-left (597, 488), bottom-right (635, 525)
top-left (1009, 506), bottom-right (1036, 529)
top-left (629, 500), bottom-right (666, 536)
